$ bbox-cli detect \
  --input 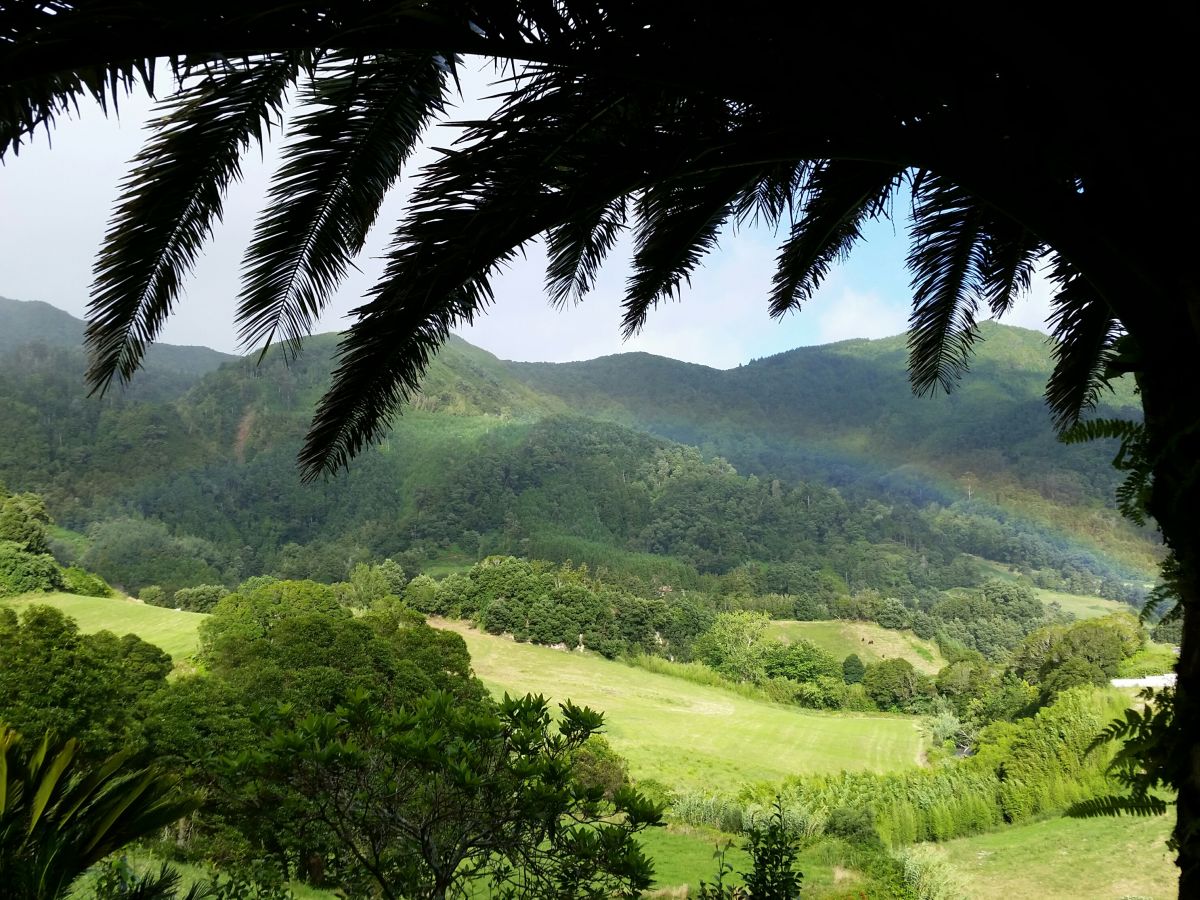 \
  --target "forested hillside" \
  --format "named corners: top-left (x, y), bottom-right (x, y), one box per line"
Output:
top-left (0, 298), bottom-right (1156, 599)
